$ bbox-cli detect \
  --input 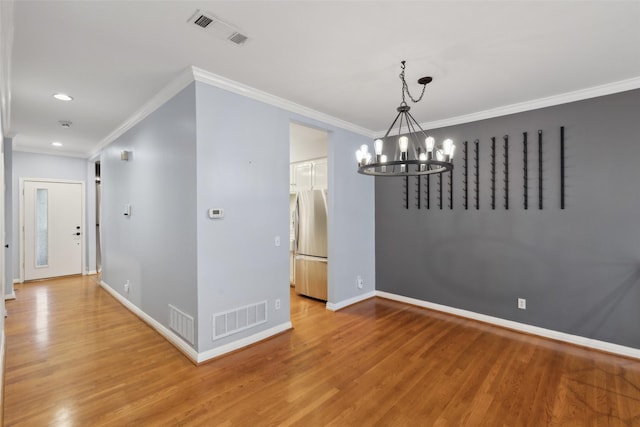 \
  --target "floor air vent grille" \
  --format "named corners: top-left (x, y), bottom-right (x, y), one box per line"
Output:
top-left (213, 301), bottom-right (267, 340)
top-left (169, 304), bottom-right (195, 345)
